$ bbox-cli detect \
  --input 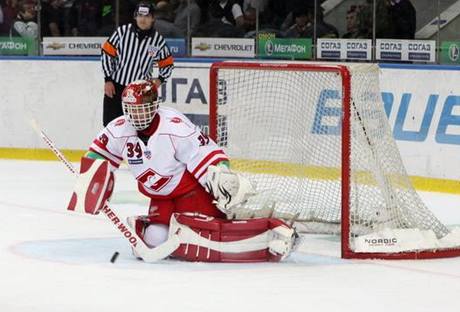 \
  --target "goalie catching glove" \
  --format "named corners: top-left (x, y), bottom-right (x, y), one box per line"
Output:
top-left (205, 165), bottom-right (256, 217)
